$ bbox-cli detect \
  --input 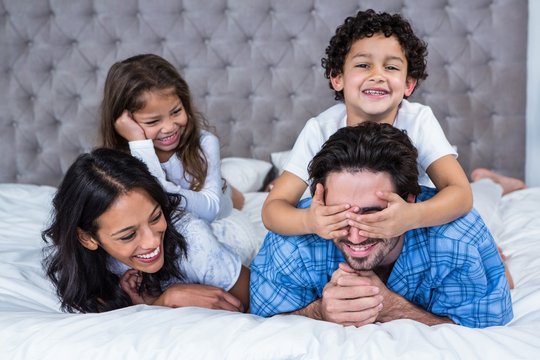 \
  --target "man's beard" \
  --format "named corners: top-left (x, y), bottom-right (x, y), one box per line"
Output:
top-left (337, 236), bottom-right (400, 271)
